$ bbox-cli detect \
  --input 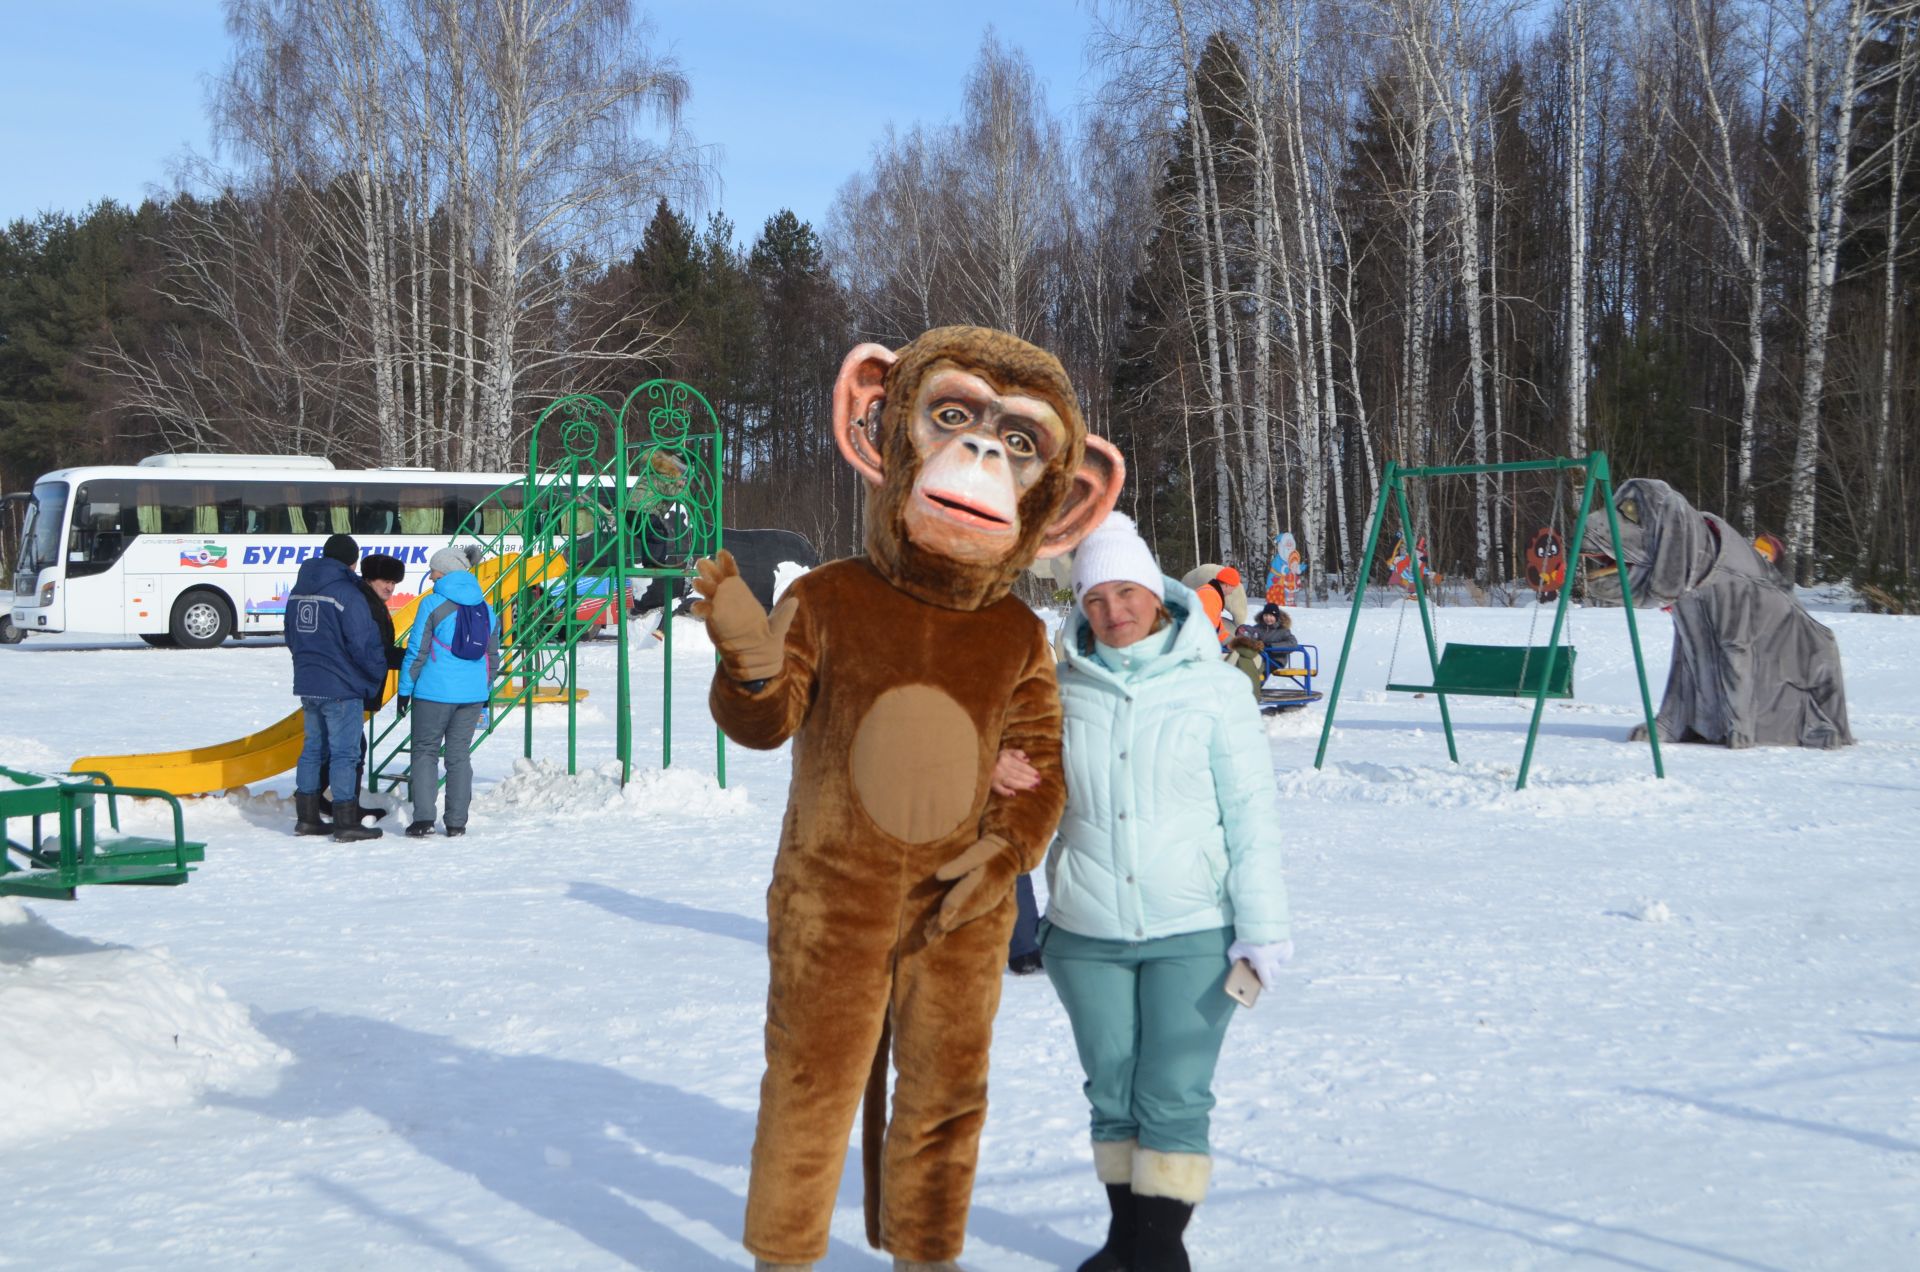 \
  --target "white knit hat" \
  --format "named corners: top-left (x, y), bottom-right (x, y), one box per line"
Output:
top-left (1071, 512), bottom-right (1165, 603)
